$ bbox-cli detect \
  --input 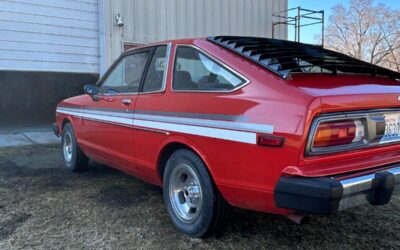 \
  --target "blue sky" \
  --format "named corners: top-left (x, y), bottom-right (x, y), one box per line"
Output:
top-left (288, 0), bottom-right (400, 44)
